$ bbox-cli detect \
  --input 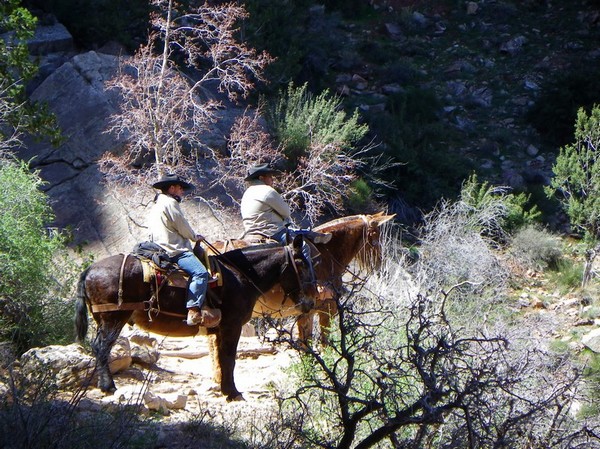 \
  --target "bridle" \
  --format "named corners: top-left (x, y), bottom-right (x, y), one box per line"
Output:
top-left (279, 245), bottom-right (316, 302)
top-left (204, 239), bottom-right (315, 303)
